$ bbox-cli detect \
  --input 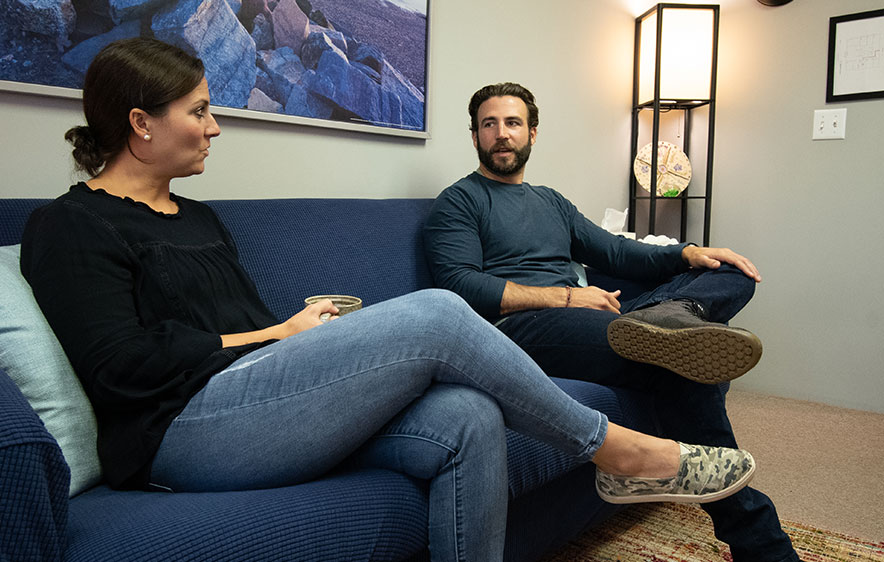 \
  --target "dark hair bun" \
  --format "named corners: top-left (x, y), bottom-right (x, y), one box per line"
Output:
top-left (65, 125), bottom-right (105, 176)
